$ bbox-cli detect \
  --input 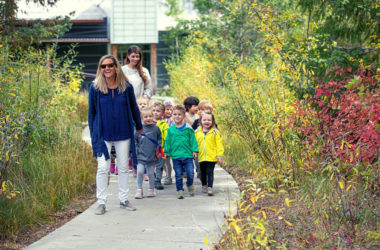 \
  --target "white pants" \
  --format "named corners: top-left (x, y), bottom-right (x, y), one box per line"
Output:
top-left (96, 139), bottom-right (130, 205)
